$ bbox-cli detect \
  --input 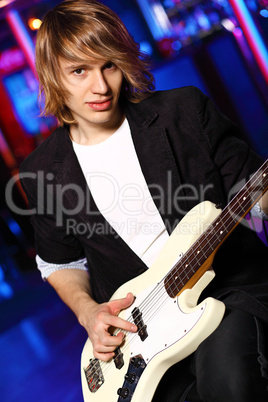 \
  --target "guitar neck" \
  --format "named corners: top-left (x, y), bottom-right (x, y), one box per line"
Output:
top-left (165, 159), bottom-right (268, 298)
